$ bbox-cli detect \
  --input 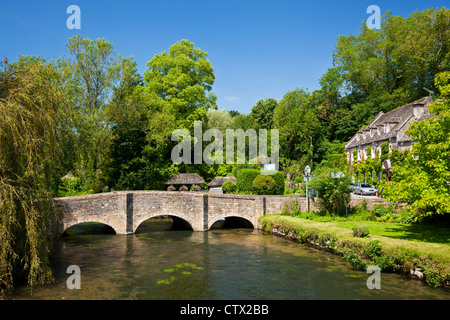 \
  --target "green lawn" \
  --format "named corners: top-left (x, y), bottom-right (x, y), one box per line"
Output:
top-left (333, 220), bottom-right (450, 244)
